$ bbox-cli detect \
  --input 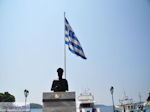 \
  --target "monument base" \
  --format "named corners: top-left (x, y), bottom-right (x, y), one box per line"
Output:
top-left (43, 92), bottom-right (76, 112)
